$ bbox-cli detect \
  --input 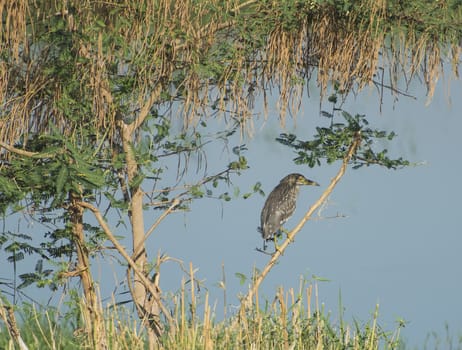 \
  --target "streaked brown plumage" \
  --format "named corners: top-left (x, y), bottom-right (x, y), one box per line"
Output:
top-left (259, 173), bottom-right (319, 250)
